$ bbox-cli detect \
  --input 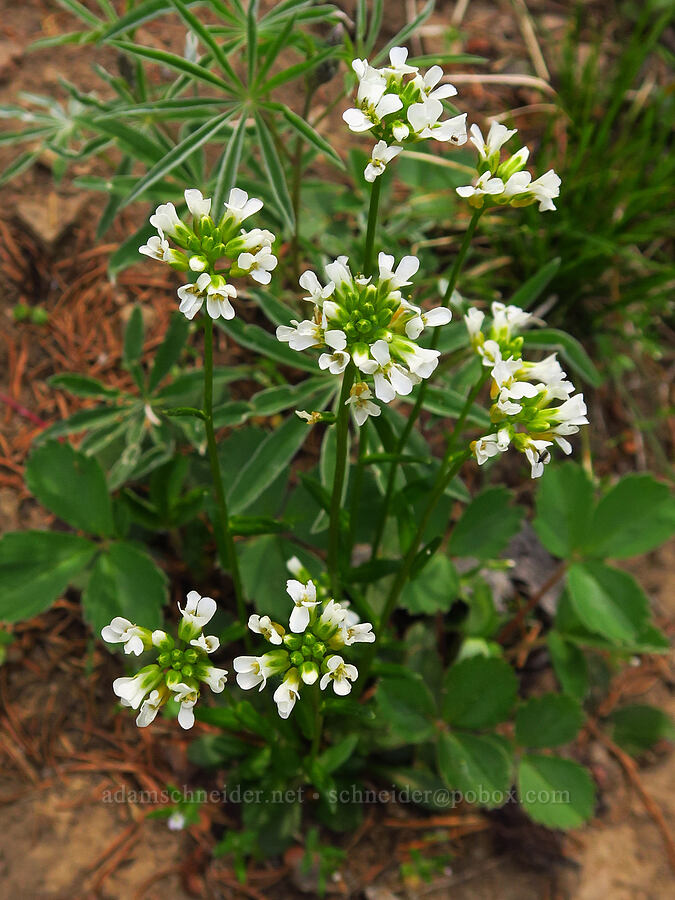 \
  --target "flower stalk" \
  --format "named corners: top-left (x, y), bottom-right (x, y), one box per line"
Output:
top-left (328, 363), bottom-right (356, 601)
